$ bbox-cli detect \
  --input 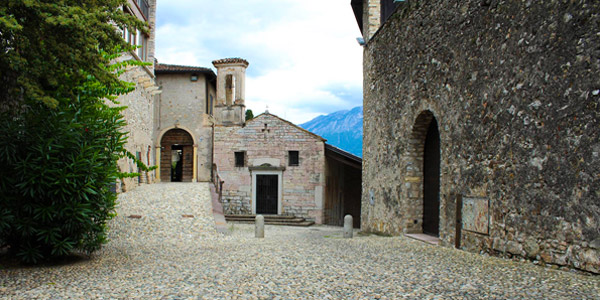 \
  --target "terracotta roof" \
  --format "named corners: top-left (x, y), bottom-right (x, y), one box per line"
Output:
top-left (155, 63), bottom-right (215, 76)
top-left (212, 58), bottom-right (249, 67)
top-left (250, 112), bottom-right (326, 142)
